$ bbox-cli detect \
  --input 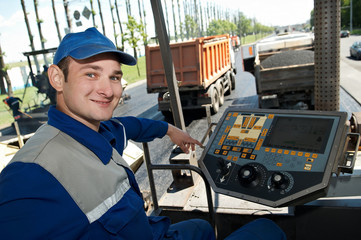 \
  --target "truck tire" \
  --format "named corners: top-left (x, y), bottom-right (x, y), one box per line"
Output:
top-left (224, 71), bottom-right (232, 96)
top-left (216, 81), bottom-right (224, 106)
top-left (210, 86), bottom-right (220, 114)
top-left (230, 71), bottom-right (236, 90)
